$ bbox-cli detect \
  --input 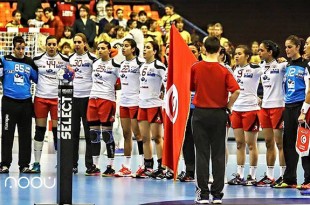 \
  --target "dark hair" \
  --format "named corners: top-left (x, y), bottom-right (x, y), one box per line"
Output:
top-left (236, 45), bottom-right (252, 62)
top-left (127, 19), bottom-right (136, 28)
top-left (35, 7), bottom-right (43, 12)
top-left (188, 42), bottom-right (200, 52)
top-left (129, 11), bottom-right (138, 20)
top-left (204, 36), bottom-right (220, 54)
top-left (46, 35), bottom-right (57, 44)
top-left (105, 3), bottom-right (113, 9)
top-left (43, 7), bottom-right (53, 14)
top-left (12, 9), bottom-right (21, 17)
top-left (79, 5), bottom-right (90, 15)
top-left (219, 46), bottom-right (231, 65)
top-left (123, 38), bottom-right (140, 56)
top-left (116, 8), bottom-right (123, 14)
top-left (13, 36), bottom-right (25, 48)
top-left (261, 40), bottom-right (280, 58)
top-left (286, 35), bottom-right (305, 55)
top-left (61, 42), bottom-right (71, 49)
top-left (97, 41), bottom-right (112, 57)
top-left (165, 4), bottom-right (174, 9)
top-left (146, 41), bottom-right (160, 61)
top-left (138, 10), bottom-right (147, 16)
